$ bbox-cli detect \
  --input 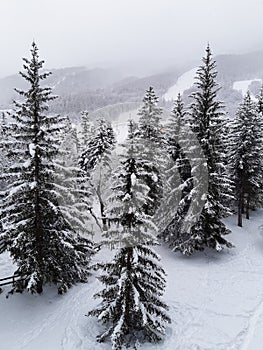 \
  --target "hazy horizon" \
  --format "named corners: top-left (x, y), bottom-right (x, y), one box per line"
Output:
top-left (1, 0), bottom-right (263, 78)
